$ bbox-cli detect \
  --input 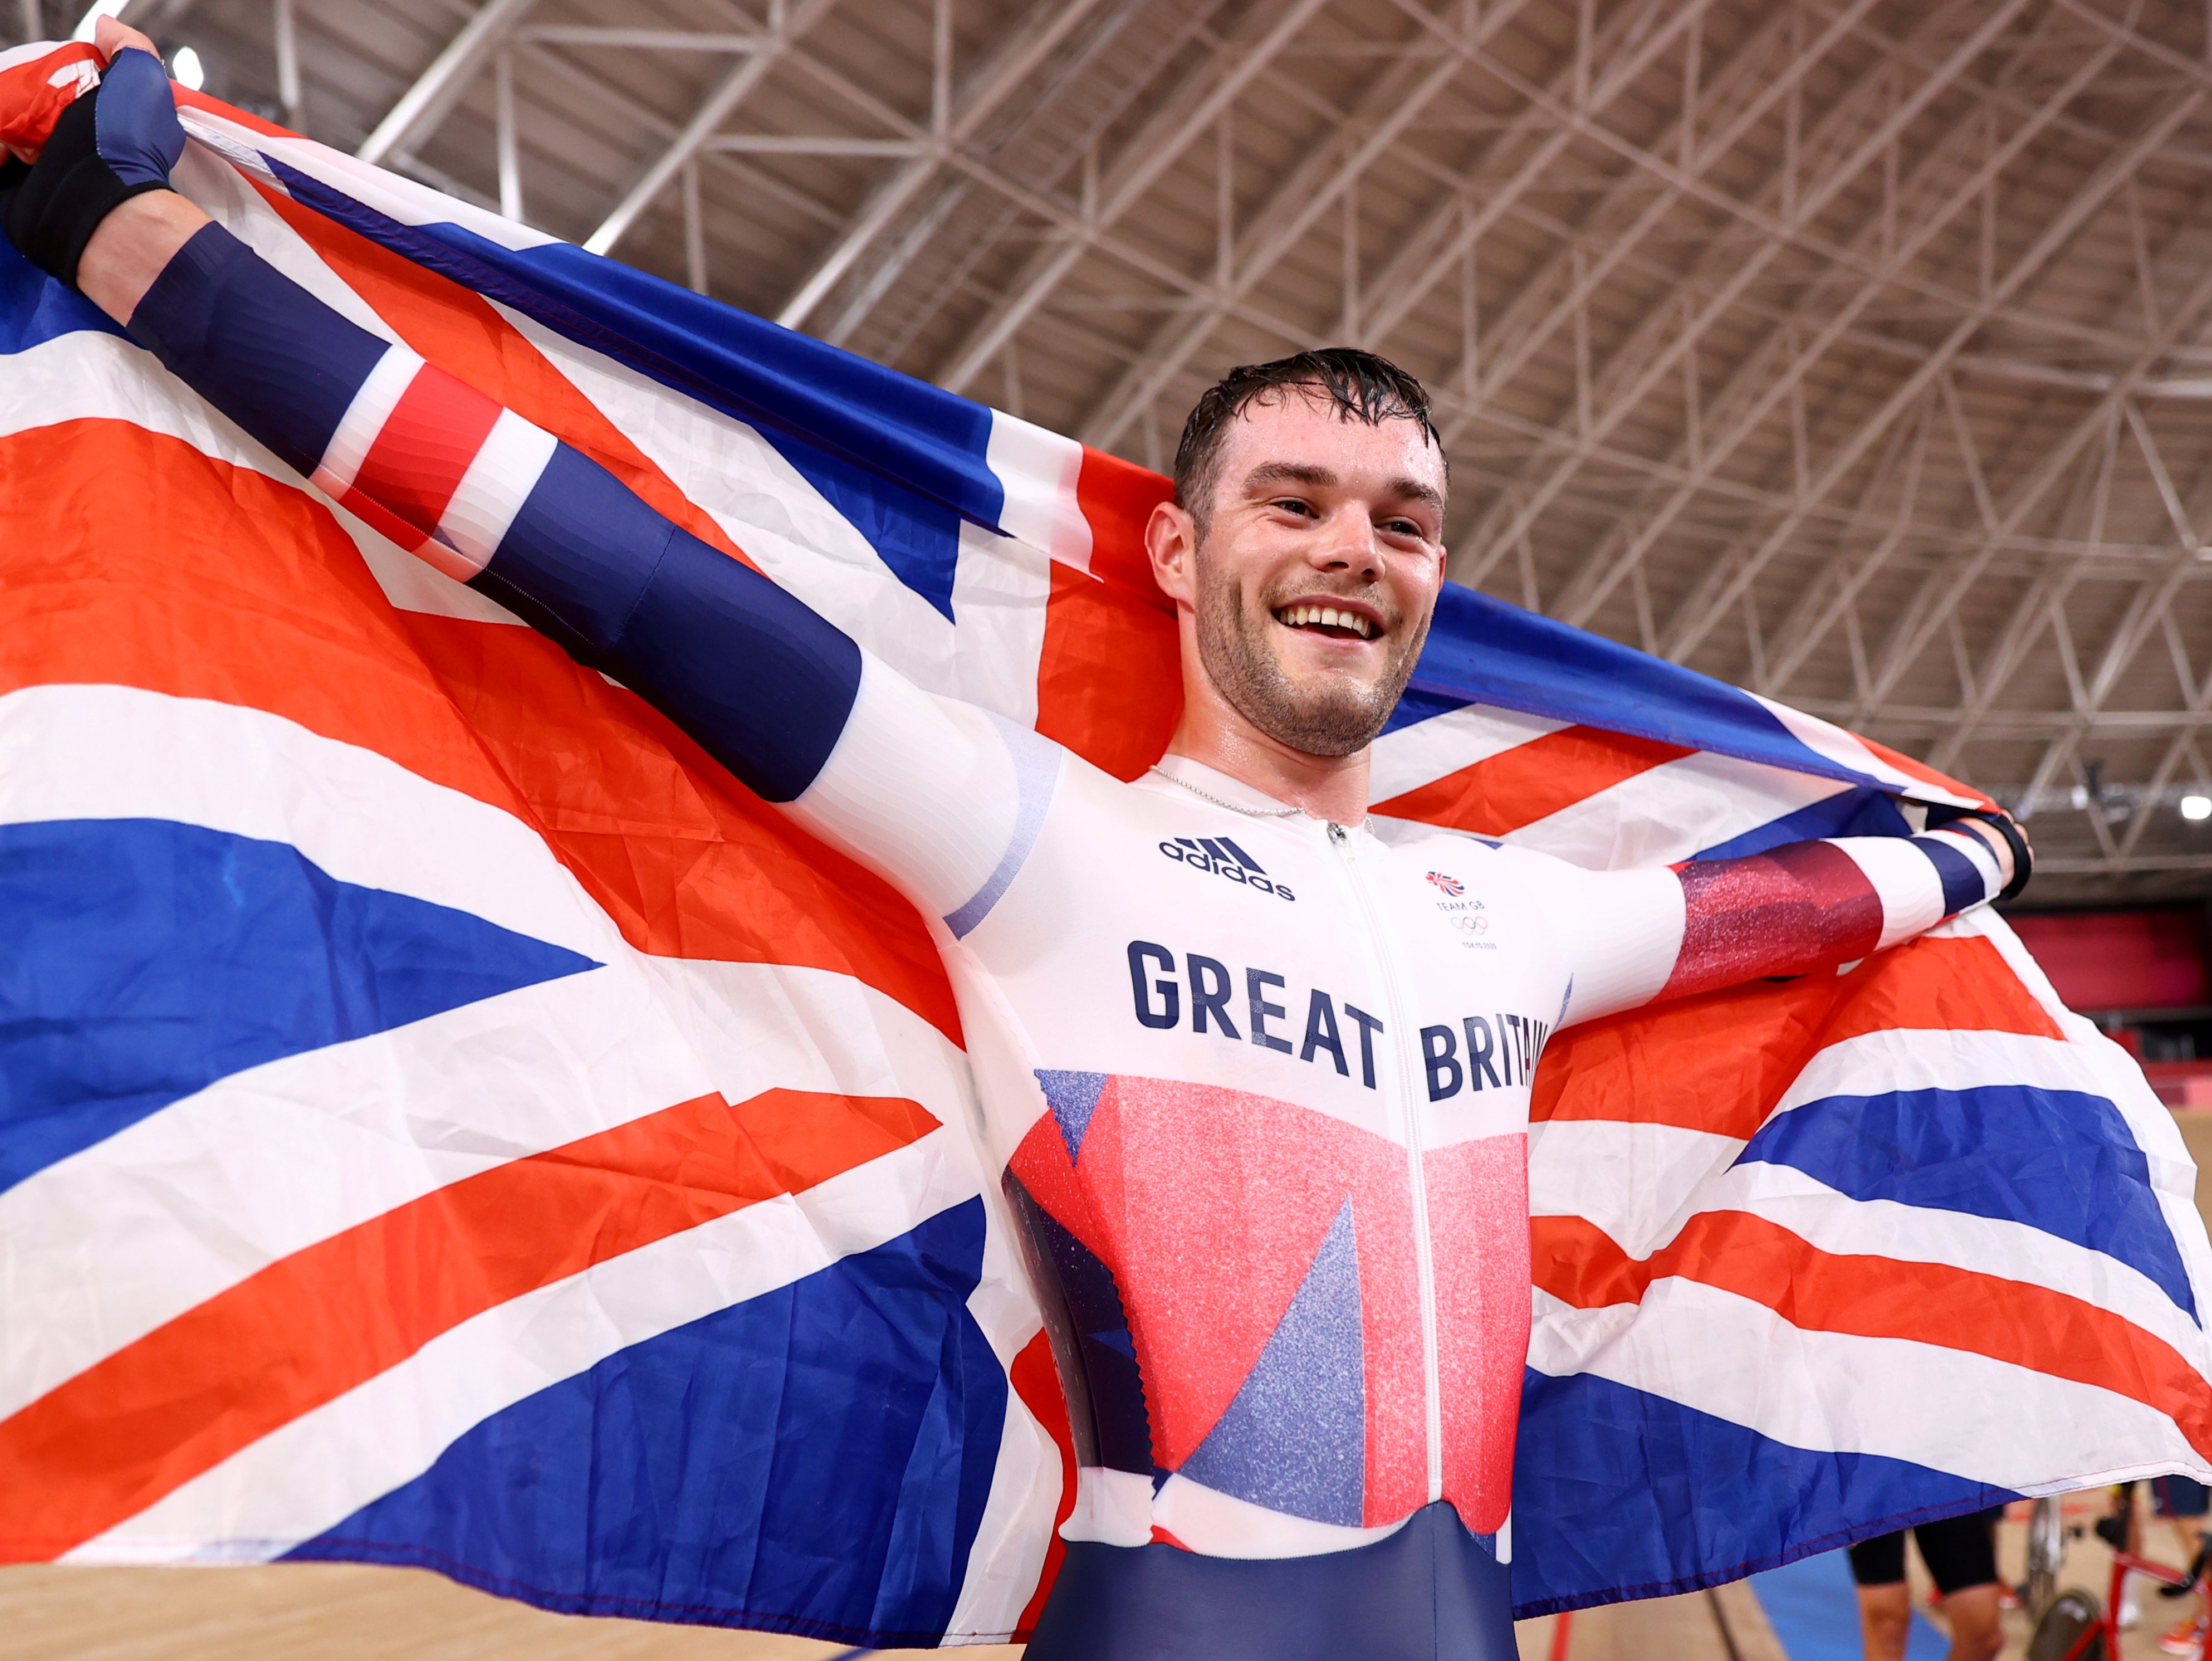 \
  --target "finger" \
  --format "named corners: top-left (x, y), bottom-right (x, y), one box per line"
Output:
top-left (93, 17), bottom-right (164, 67)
